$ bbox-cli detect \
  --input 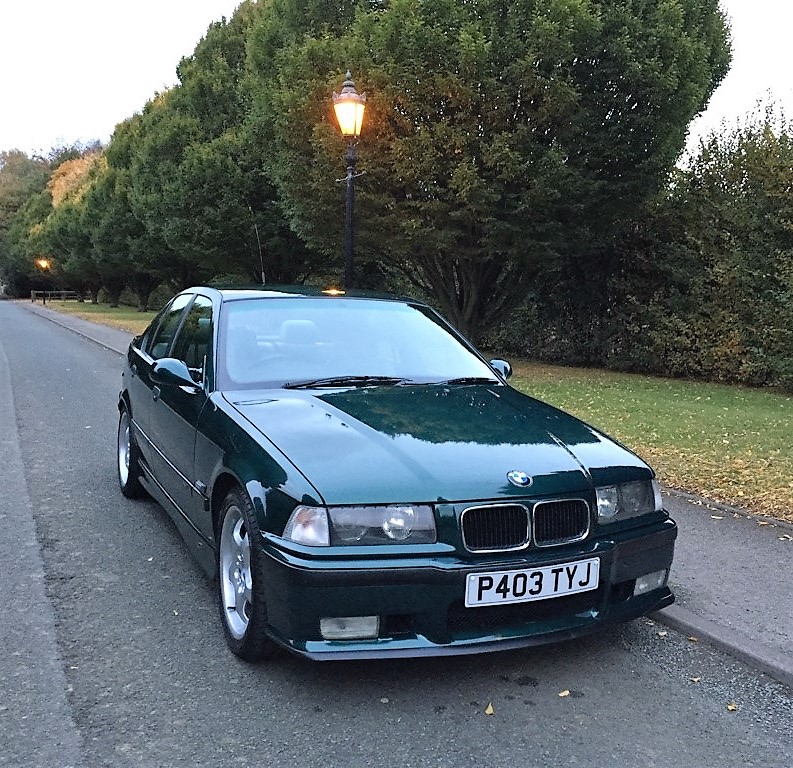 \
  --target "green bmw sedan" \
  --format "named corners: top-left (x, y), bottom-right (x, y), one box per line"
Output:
top-left (117, 286), bottom-right (676, 661)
